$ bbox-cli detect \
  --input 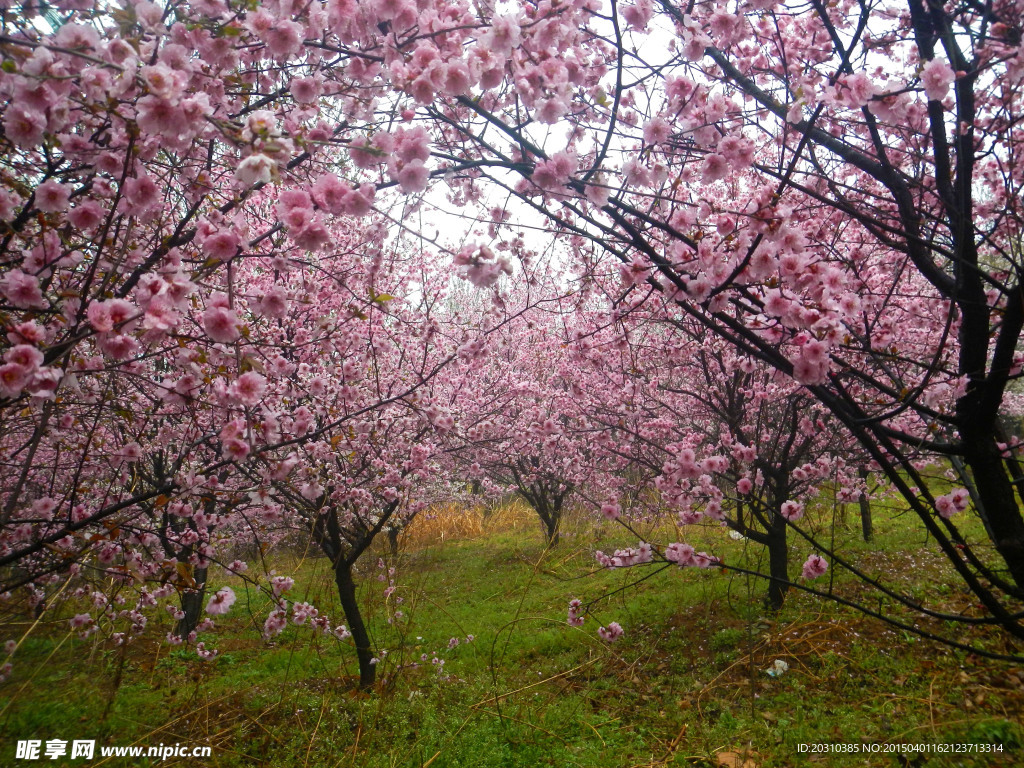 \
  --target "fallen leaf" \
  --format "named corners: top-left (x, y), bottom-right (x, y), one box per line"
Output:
top-left (716, 749), bottom-right (759, 768)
